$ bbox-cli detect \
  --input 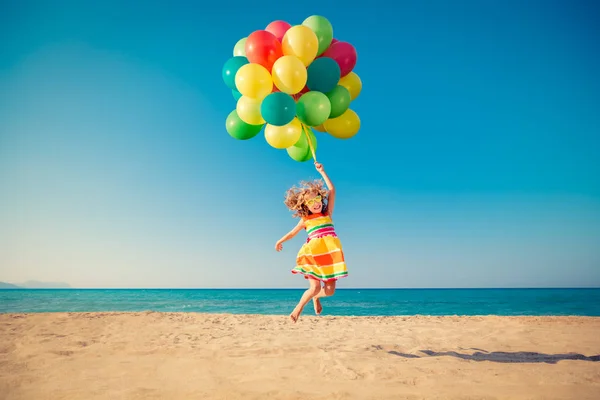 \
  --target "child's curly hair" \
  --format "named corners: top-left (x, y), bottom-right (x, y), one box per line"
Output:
top-left (284, 179), bottom-right (329, 218)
